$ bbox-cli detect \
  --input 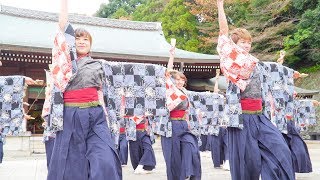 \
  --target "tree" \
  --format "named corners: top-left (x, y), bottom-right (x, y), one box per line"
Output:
top-left (160, 0), bottom-right (200, 52)
top-left (186, 0), bottom-right (251, 54)
top-left (132, 0), bottom-right (166, 22)
top-left (284, 3), bottom-right (320, 68)
top-left (95, 0), bottom-right (147, 19)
